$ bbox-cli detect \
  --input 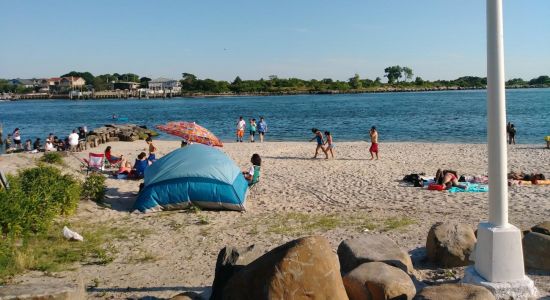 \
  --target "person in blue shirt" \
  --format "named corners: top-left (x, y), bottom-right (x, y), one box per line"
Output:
top-left (132, 152), bottom-right (148, 179)
top-left (257, 117), bottom-right (268, 143)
